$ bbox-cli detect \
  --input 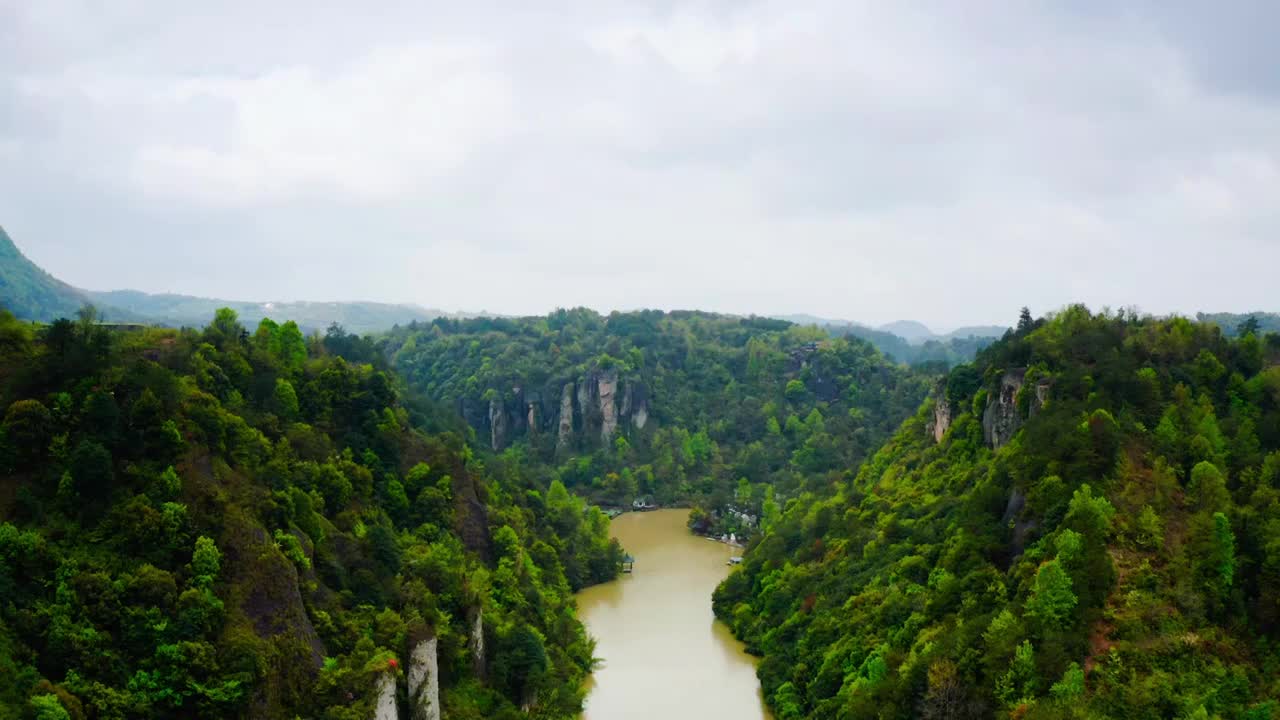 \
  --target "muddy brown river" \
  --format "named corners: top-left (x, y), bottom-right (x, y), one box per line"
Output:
top-left (576, 509), bottom-right (772, 720)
